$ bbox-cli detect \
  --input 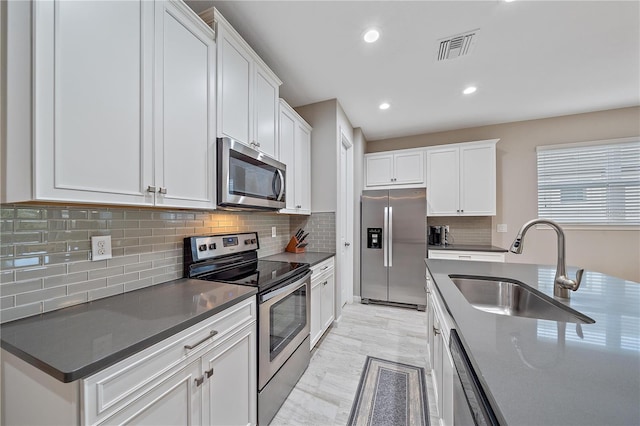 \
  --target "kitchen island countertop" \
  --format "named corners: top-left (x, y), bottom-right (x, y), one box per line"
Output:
top-left (425, 259), bottom-right (640, 425)
top-left (0, 279), bottom-right (257, 382)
